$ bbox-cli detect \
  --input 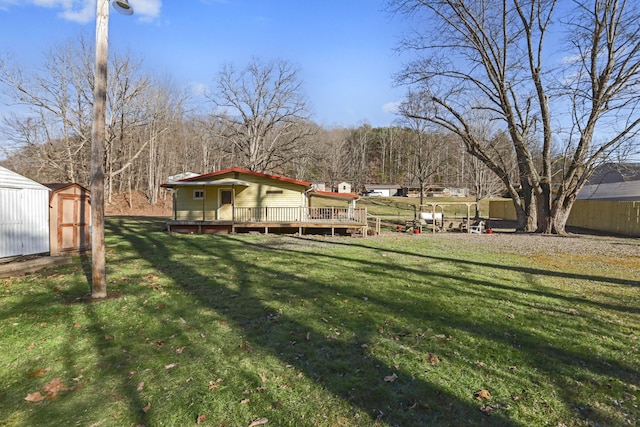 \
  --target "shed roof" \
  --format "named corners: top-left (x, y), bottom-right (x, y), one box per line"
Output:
top-left (310, 190), bottom-right (360, 201)
top-left (43, 183), bottom-right (90, 202)
top-left (0, 166), bottom-right (49, 191)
